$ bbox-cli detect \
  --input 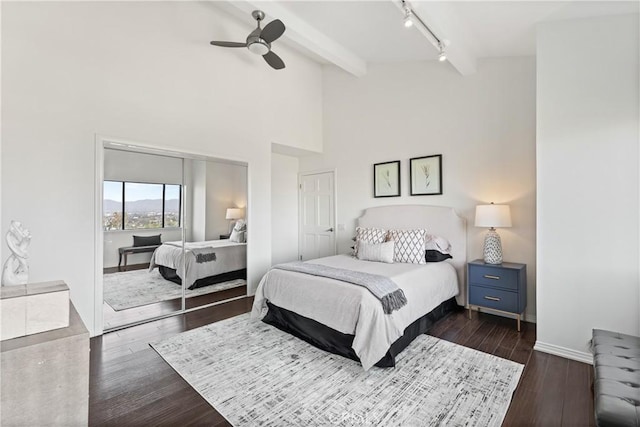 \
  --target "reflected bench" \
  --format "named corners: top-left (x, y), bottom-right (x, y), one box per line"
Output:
top-left (118, 245), bottom-right (160, 271)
